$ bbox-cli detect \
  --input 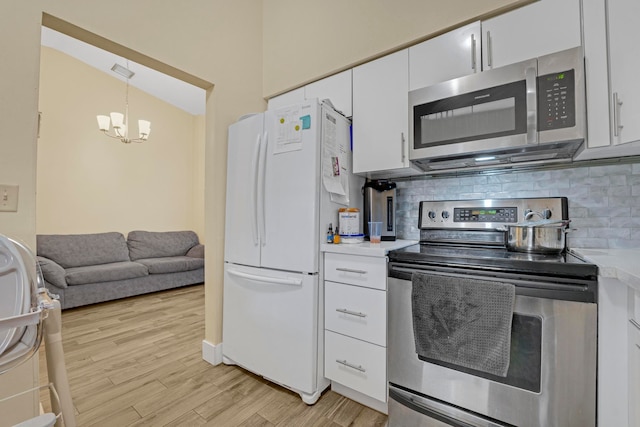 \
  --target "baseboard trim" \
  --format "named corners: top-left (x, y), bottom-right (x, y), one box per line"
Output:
top-left (202, 340), bottom-right (223, 365)
top-left (331, 382), bottom-right (388, 415)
